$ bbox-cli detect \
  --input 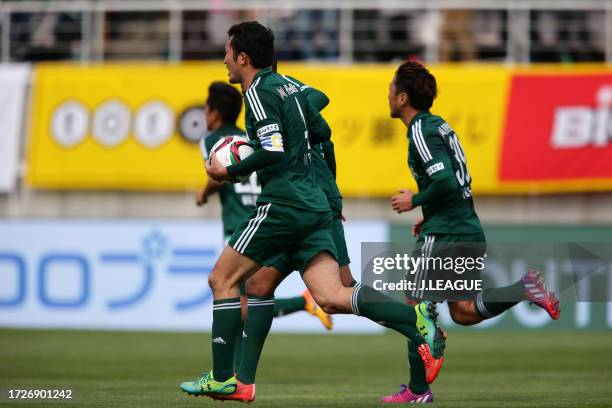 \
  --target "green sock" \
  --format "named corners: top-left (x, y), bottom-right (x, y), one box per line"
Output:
top-left (353, 284), bottom-right (425, 346)
top-left (407, 340), bottom-right (428, 394)
top-left (475, 280), bottom-right (525, 319)
top-left (233, 320), bottom-right (244, 373)
top-left (273, 295), bottom-right (306, 317)
top-left (212, 298), bottom-right (242, 382)
top-left (237, 295), bottom-right (275, 385)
